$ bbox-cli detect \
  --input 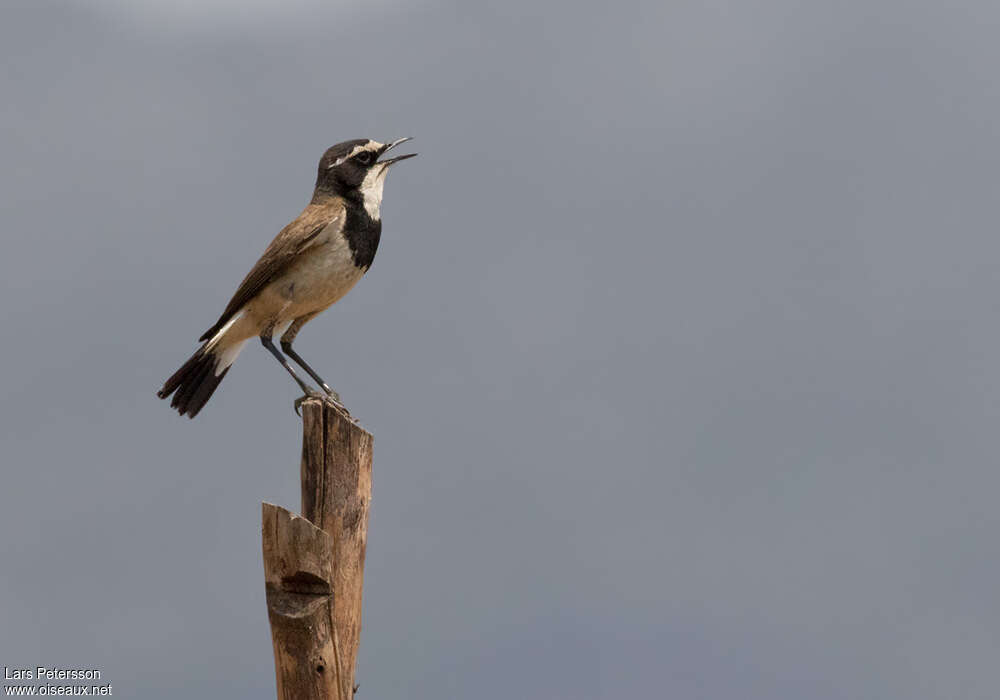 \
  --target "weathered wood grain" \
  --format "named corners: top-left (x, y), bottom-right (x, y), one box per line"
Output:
top-left (299, 399), bottom-right (374, 696)
top-left (262, 398), bottom-right (373, 700)
top-left (262, 503), bottom-right (346, 700)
